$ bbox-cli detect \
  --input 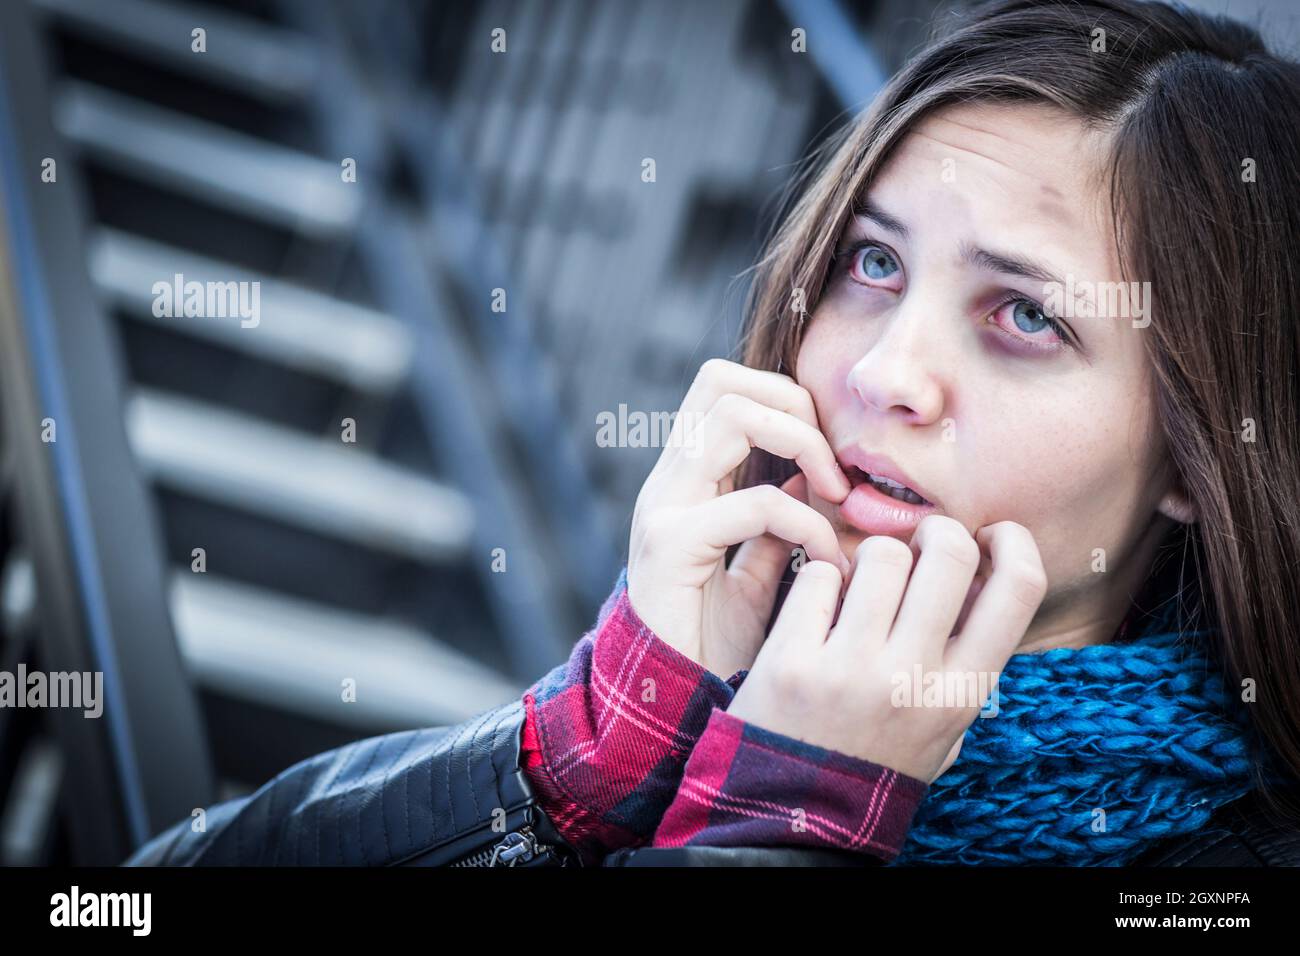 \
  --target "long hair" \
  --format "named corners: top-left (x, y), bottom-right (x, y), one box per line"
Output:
top-left (732, 0), bottom-right (1300, 821)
